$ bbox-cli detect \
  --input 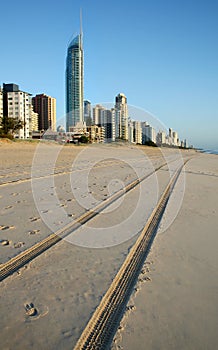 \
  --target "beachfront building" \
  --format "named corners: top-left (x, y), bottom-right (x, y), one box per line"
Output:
top-left (32, 94), bottom-right (56, 131)
top-left (0, 87), bottom-right (3, 120)
top-left (156, 131), bottom-right (166, 146)
top-left (66, 30), bottom-right (84, 131)
top-left (115, 93), bottom-right (128, 141)
top-left (87, 125), bottom-right (105, 143)
top-left (172, 131), bottom-right (179, 146)
top-left (115, 109), bottom-right (121, 139)
top-left (68, 121), bottom-right (88, 143)
top-left (92, 105), bottom-right (115, 142)
top-left (141, 122), bottom-right (156, 144)
top-left (93, 104), bottom-right (105, 125)
top-left (84, 100), bottom-right (92, 126)
top-left (30, 105), bottom-right (39, 132)
top-left (133, 121), bottom-right (142, 144)
top-left (102, 109), bottom-right (115, 142)
top-left (2, 83), bottom-right (31, 139)
top-left (128, 119), bottom-right (134, 143)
